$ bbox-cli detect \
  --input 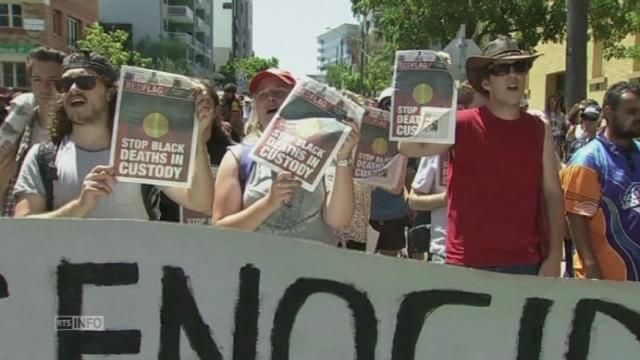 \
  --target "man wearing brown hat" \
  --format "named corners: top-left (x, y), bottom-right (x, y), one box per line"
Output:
top-left (399, 36), bottom-right (565, 276)
top-left (12, 49), bottom-right (215, 219)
